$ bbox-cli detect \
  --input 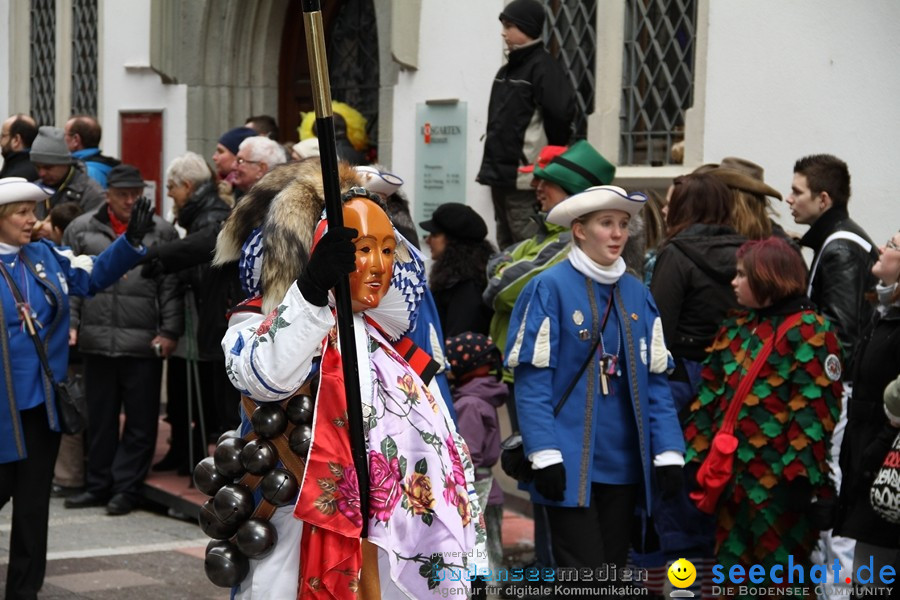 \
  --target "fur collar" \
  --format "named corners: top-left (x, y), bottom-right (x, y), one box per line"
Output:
top-left (214, 159), bottom-right (361, 313)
